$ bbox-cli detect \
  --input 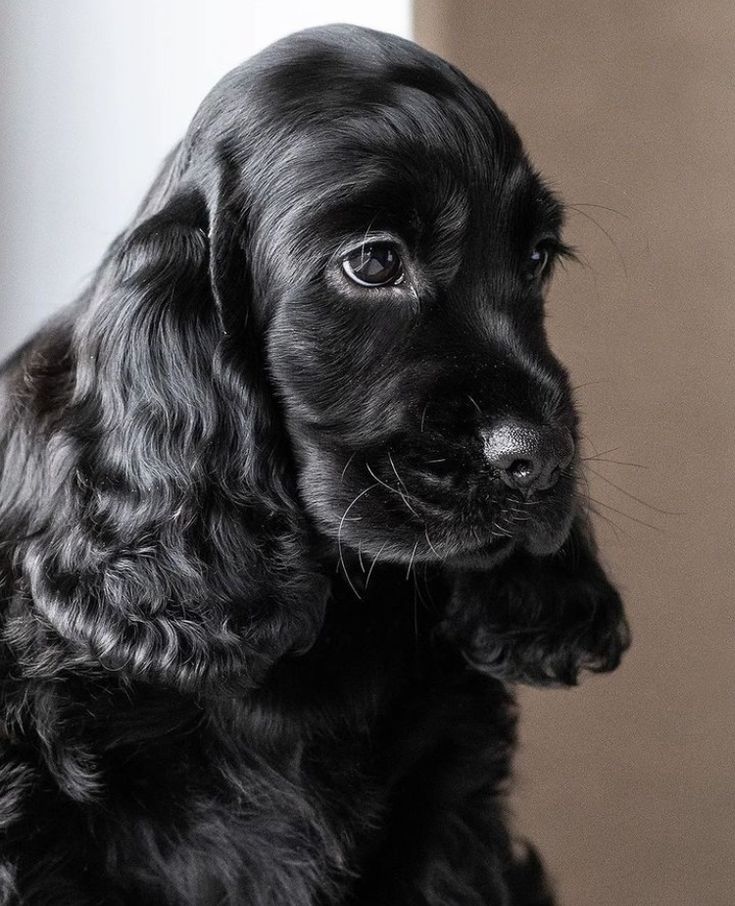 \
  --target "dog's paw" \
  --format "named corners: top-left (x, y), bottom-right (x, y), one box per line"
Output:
top-left (441, 534), bottom-right (630, 687)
